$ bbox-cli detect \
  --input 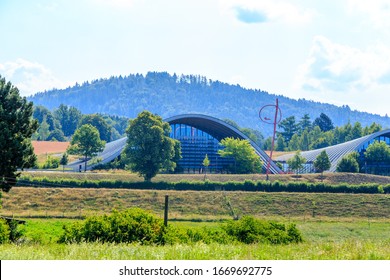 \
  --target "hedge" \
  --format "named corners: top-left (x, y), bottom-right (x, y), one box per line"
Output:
top-left (15, 176), bottom-right (390, 194)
